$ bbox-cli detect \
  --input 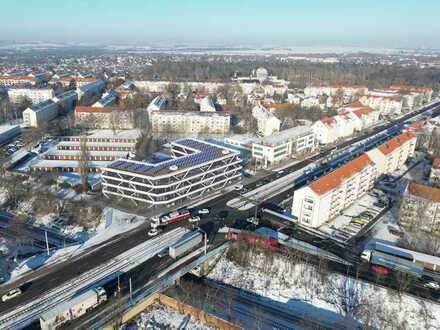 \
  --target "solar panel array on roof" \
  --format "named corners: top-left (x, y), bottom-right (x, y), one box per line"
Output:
top-left (107, 138), bottom-right (236, 175)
